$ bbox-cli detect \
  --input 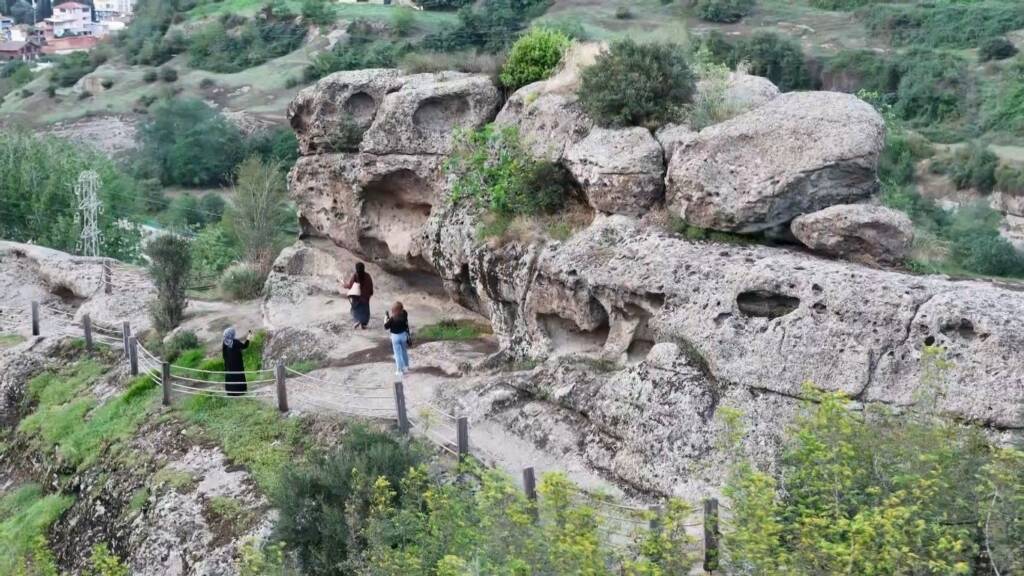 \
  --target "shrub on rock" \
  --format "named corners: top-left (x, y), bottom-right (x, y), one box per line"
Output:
top-left (447, 124), bottom-right (570, 216)
top-left (220, 263), bottom-right (265, 301)
top-left (696, 0), bottom-right (755, 23)
top-left (579, 39), bottom-right (696, 128)
top-left (499, 27), bottom-right (571, 90)
top-left (979, 36), bottom-right (1018, 62)
top-left (730, 31), bottom-right (812, 92)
